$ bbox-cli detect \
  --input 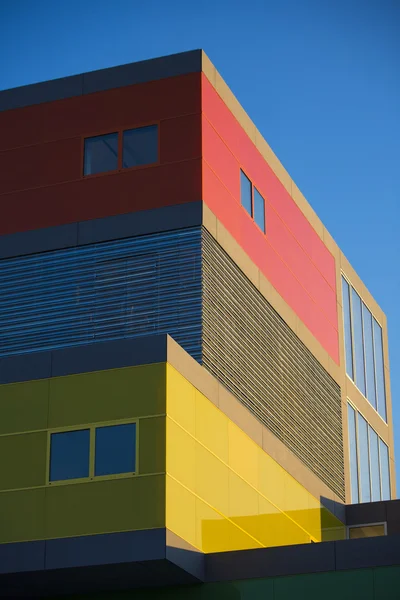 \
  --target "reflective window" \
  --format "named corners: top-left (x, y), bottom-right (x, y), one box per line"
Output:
top-left (240, 170), bottom-right (252, 216)
top-left (369, 428), bottom-right (381, 502)
top-left (348, 524), bottom-right (385, 539)
top-left (347, 404), bottom-right (359, 503)
top-left (373, 320), bottom-right (387, 421)
top-left (362, 305), bottom-right (376, 409)
top-left (95, 423), bottom-right (136, 476)
top-left (351, 289), bottom-right (366, 396)
top-left (254, 188), bottom-right (265, 233)
top-left (342, 277), bottom-right (354, 380)
top-left (50, 429), bottom-right (90, 481)
top-left (123, 125), bottom-right (158, 168)
top-left (357, 413), bottom-right (371, 503)
top-left (379, 439), bottom-right (391, 500)
top-left (84, 133), bottom-right (118, 176)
